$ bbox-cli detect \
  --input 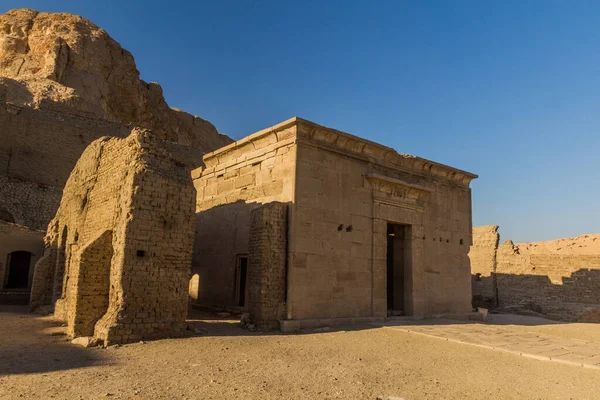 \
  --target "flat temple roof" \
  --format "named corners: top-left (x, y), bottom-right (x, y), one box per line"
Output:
top-left (202, 117), bottom-right (478, 181)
